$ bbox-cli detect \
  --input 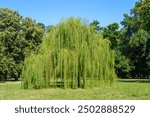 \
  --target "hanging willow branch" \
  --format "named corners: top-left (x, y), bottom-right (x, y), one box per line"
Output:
top-left (21, 18), bottom-right (116, 89)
